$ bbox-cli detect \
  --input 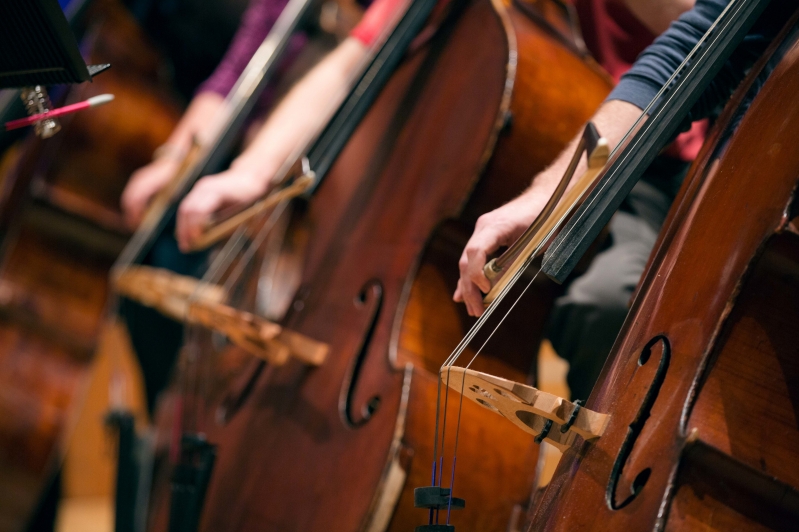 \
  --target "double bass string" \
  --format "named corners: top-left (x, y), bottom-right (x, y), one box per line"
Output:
top-left (177, 0), bottom-right (408, 335)
top-left (176, 0), bottom-right (429, 431)
top-left (103, 0), bottom-right (318, 444)
top-left (430, 213), bottom-right (543, 457)
top-left (430, 0), bottom-right (748, 510)
top-left (544, 0), bottom-right (744, 263)
top-left (450, 0), bottom-right (751, 377)
top-left (429, 238), bottom-right (544, 524)
top-left (181, 200), bottom-right (290, 437)
top-left (183, 0), bottom-right (419, 287)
